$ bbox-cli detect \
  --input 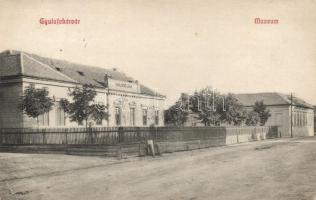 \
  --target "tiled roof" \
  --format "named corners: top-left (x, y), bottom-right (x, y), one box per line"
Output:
top-left (22, 54), bottom-right (76, 83)
top-left (235, 92), bottom-right (313, 109)
top-left (28, 53), bottom-right (134, 86)
top-left (139, 84), bottom-right (160, 96)
top-left (0, 50), bottom-right (165, 97)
